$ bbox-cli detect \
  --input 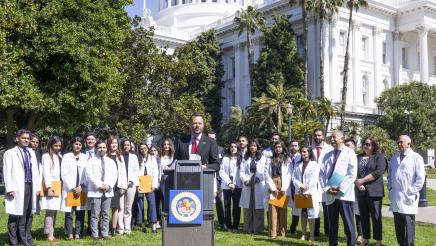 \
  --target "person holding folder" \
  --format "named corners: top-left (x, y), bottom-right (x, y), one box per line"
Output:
top-left (320, 130), bottom-right (357, 246)
top-left (60, 137), bottom-right (88, 240)
top-left (293, 146), bottom-right (320, 242)
top-left (265, 141), bottom-right (292, 239)
top-left (40, 135), bottom-right (63, 242)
